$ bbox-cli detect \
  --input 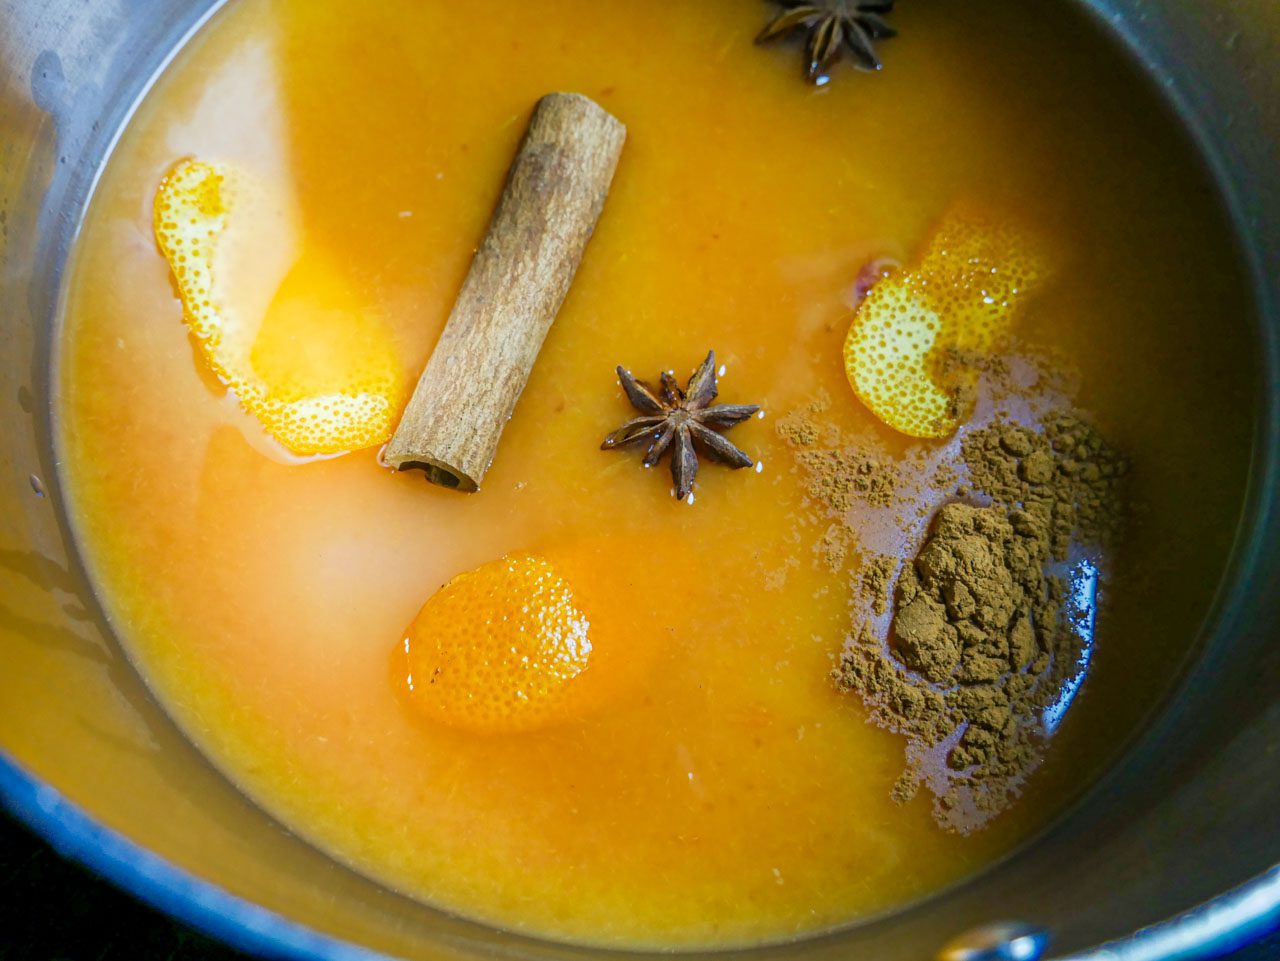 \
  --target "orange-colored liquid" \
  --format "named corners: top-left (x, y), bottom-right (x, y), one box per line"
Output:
top-left (57, 0), bottom-right (1255, 948)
